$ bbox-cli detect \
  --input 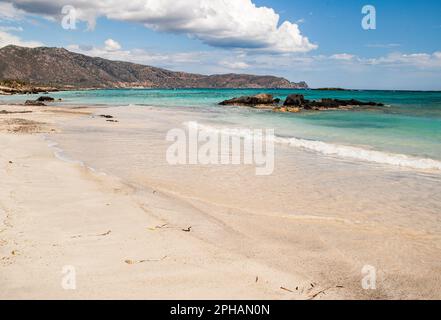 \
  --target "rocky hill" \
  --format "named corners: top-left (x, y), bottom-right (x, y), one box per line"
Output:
top-left (0, 45), bottom-right (308, 90)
